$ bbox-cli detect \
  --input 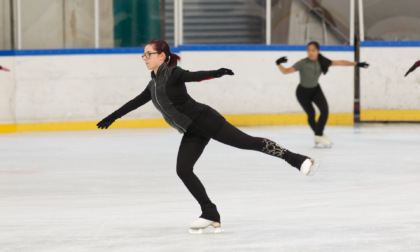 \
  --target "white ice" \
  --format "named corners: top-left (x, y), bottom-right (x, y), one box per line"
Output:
top-left (1, 125), bottom-right (420, 252)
